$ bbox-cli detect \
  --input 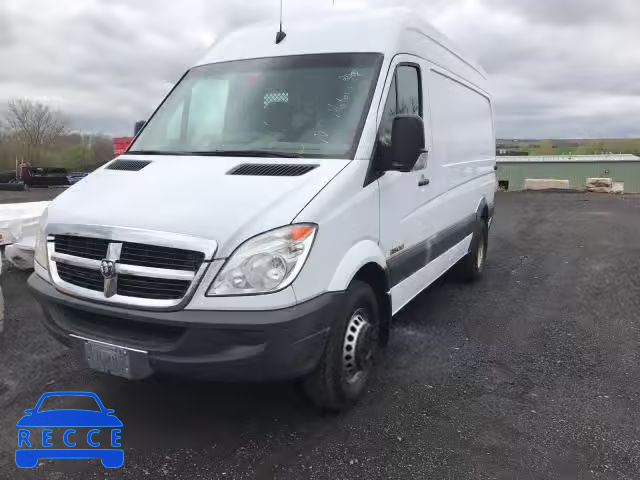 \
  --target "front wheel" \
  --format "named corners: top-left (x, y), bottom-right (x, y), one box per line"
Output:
top-left (452, 218), bottom-right (488, 282)
top-left (301, 280), bottom-right (380, 412)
